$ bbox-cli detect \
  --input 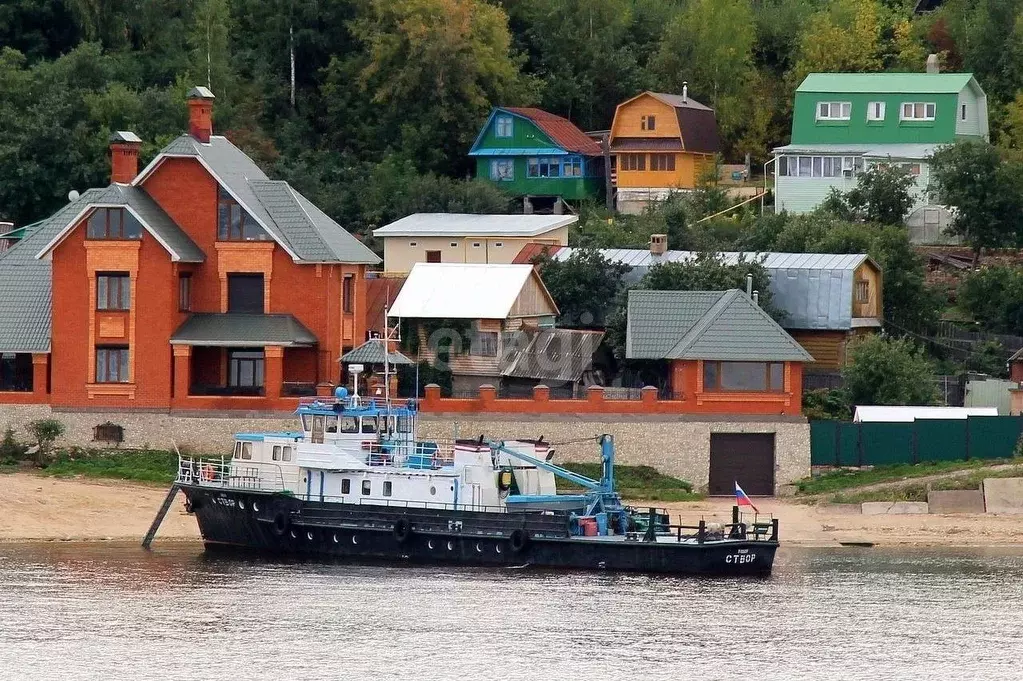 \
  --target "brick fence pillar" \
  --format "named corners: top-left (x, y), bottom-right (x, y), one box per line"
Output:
top-left (641, 385), bottom-right (658, 407)
top-left (423, 383), bottom-right (441, 410)
top-left (533, 384), bottom-right (550, 403)
top-left (479, 384), bottom-right (496, 408)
